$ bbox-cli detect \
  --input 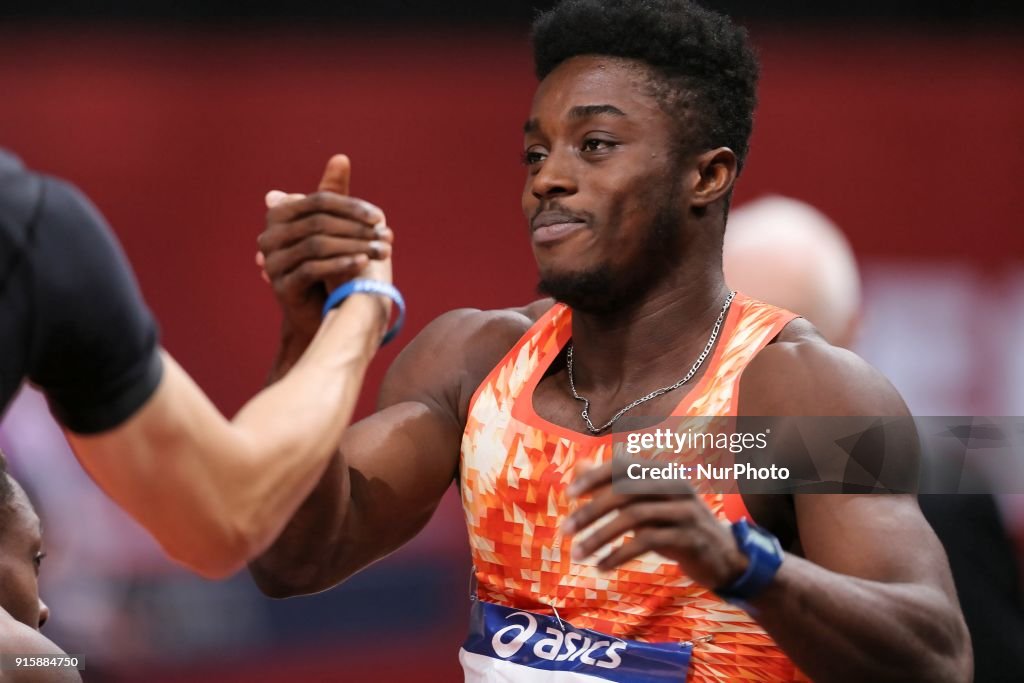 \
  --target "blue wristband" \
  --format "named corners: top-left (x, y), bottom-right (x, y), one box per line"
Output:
top-left (714, 518), bottom-right (784, 608)
top-left (322, 279), bottom-right (405, 346)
